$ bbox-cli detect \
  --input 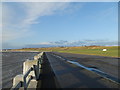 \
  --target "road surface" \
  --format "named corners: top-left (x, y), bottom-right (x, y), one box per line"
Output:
top-left (44, 52), bottom-right (119, 88)
top-left (52, 52), bottom-right (119, 80)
